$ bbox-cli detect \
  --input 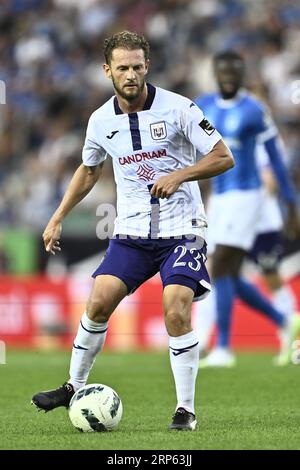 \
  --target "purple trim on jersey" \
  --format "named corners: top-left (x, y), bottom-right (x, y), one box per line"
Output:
top-left (113, 97), bottom-right (123, 115)
top-left (147, 183), bottom-right (160, 238)
top-left (147, 184), bottom-right (159, 204)
top-left (113, 83), bottom-right (156, 115)
top-left (248, 231), bottom-right (283, 273)
top-left (92, 236), bottom-right (210, 301)
top-left (143, 83), bottom-right (156, 110)
top-left (129, 112), bottom-right (142, 150)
